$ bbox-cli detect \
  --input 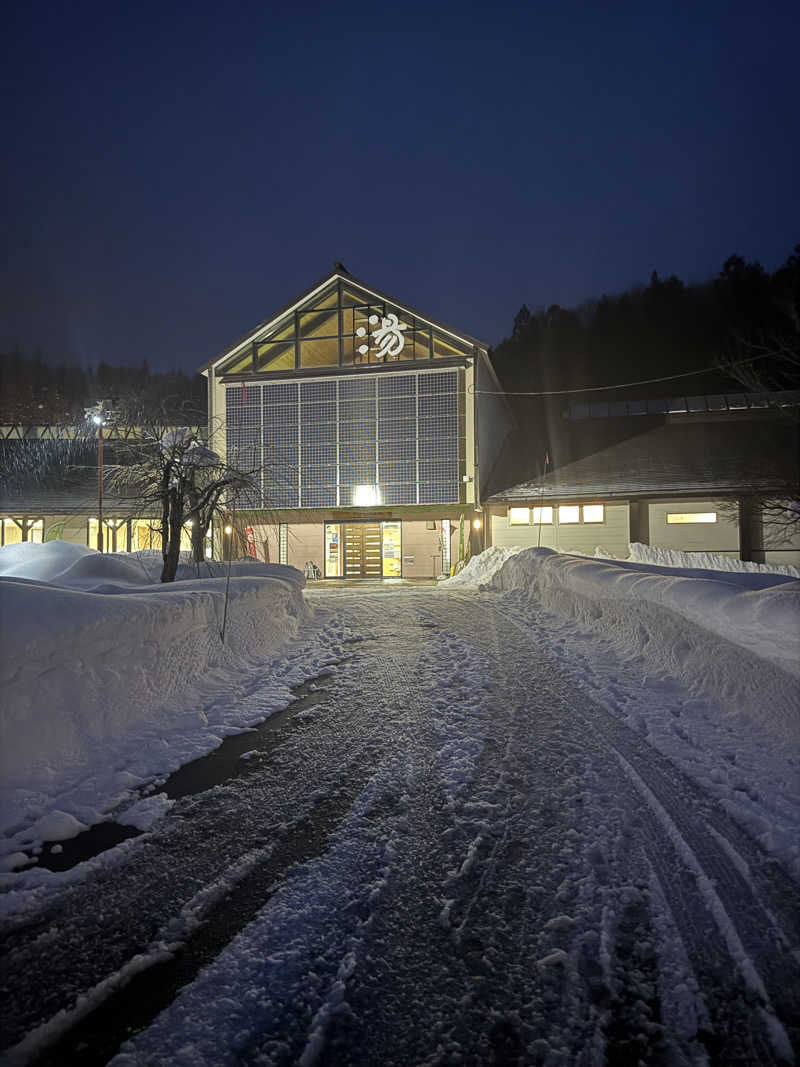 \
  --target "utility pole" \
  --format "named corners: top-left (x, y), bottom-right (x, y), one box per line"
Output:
top-left (86, 403), bottom-right (107, 552)
top-left (97, 418), bottom-right (104, 552)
